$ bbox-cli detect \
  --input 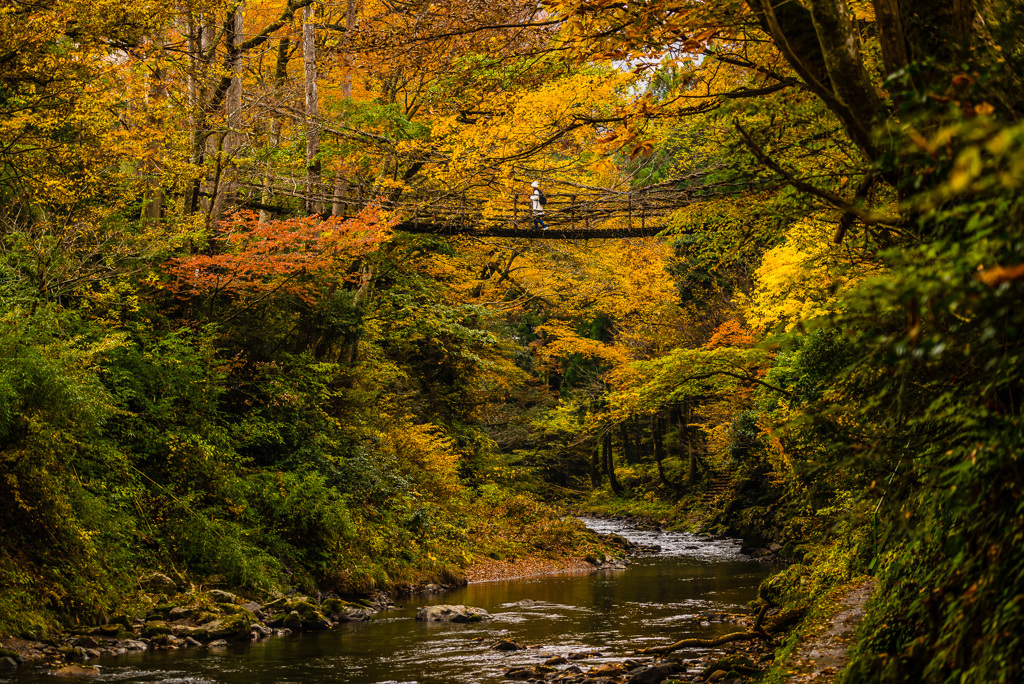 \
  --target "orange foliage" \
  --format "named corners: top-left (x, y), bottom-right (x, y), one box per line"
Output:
top-left (704, 319), bottom-right (755, 350)
top-left (165, 207), bottom-right (394, 301)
